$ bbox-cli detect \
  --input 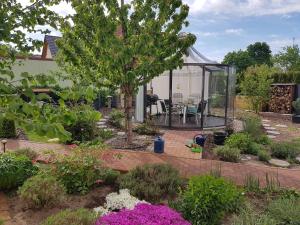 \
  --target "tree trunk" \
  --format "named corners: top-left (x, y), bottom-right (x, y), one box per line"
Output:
top-left (124, 92), bottom-right (133, 145)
